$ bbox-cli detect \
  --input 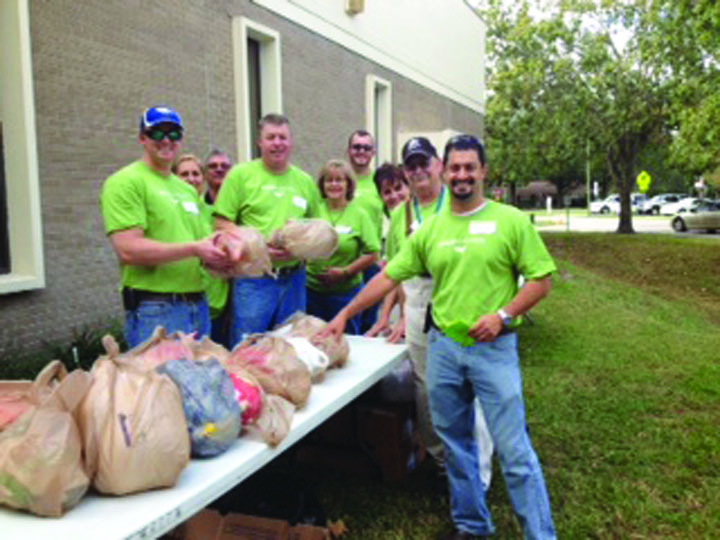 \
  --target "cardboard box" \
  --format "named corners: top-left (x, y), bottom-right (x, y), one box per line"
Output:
top-left (164, 509), bottom-right (223, 540)
top-left (213, 513), bottom-right (328, 540)
top-left (218, 513), bottom-right (289, 540)
top-left (289, 523), bottom-right (330, 540)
